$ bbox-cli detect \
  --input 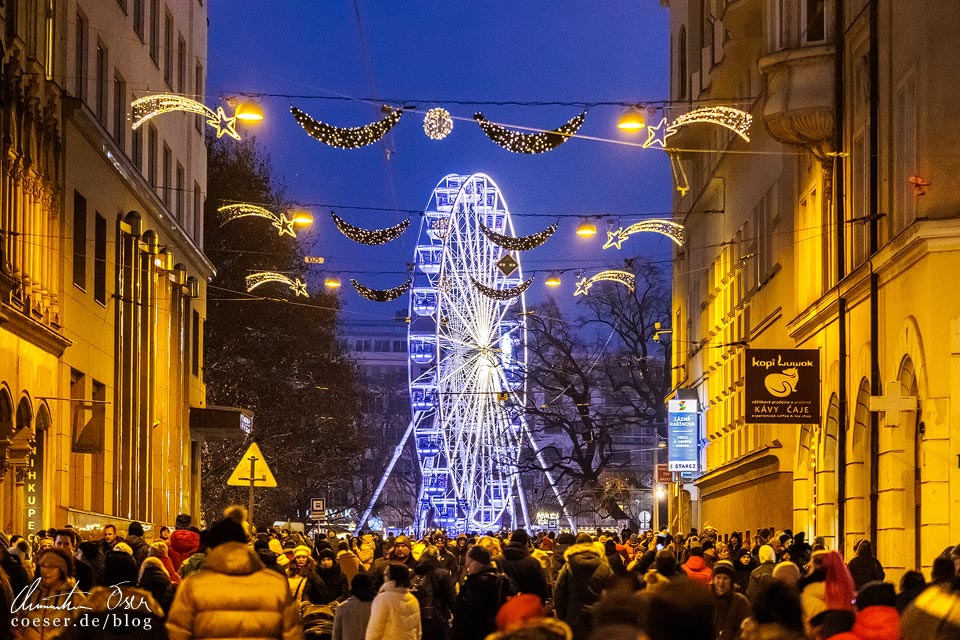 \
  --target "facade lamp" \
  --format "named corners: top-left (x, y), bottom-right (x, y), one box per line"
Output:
top-left (576, 220), bottom-right (597, 237)
top-left (617, 106), bottom-right (647, 132)
top-left (544, 272), bottom-right (562, 287)
top-left (324, 275), bottom-right (342, 289)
